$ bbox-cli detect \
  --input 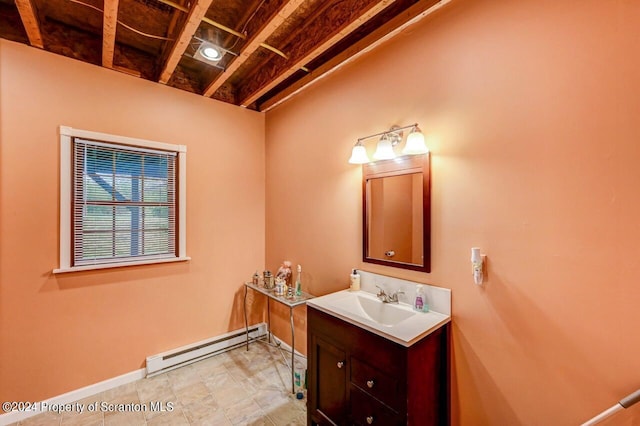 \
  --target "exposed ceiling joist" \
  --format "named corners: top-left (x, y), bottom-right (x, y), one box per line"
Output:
top-left (260, 0), bottom-right (443, 111)
top-left (158, 0), bottom-right (215, 84)
top-left (14, 0), bottom-right (43, 48)
top-left (239, 0), bottom-right (396, 107)
top-left (203, 0), bottom-right (306, 98)
top-left (102, 0), bottom-right (119, 68)
top-left (1, 0), bottom-right (454, 111)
